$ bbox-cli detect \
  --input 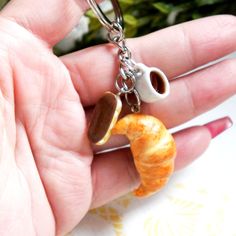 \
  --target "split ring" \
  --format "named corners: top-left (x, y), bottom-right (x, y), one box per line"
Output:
top-left (87, 0), bottom-right (123, 31)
